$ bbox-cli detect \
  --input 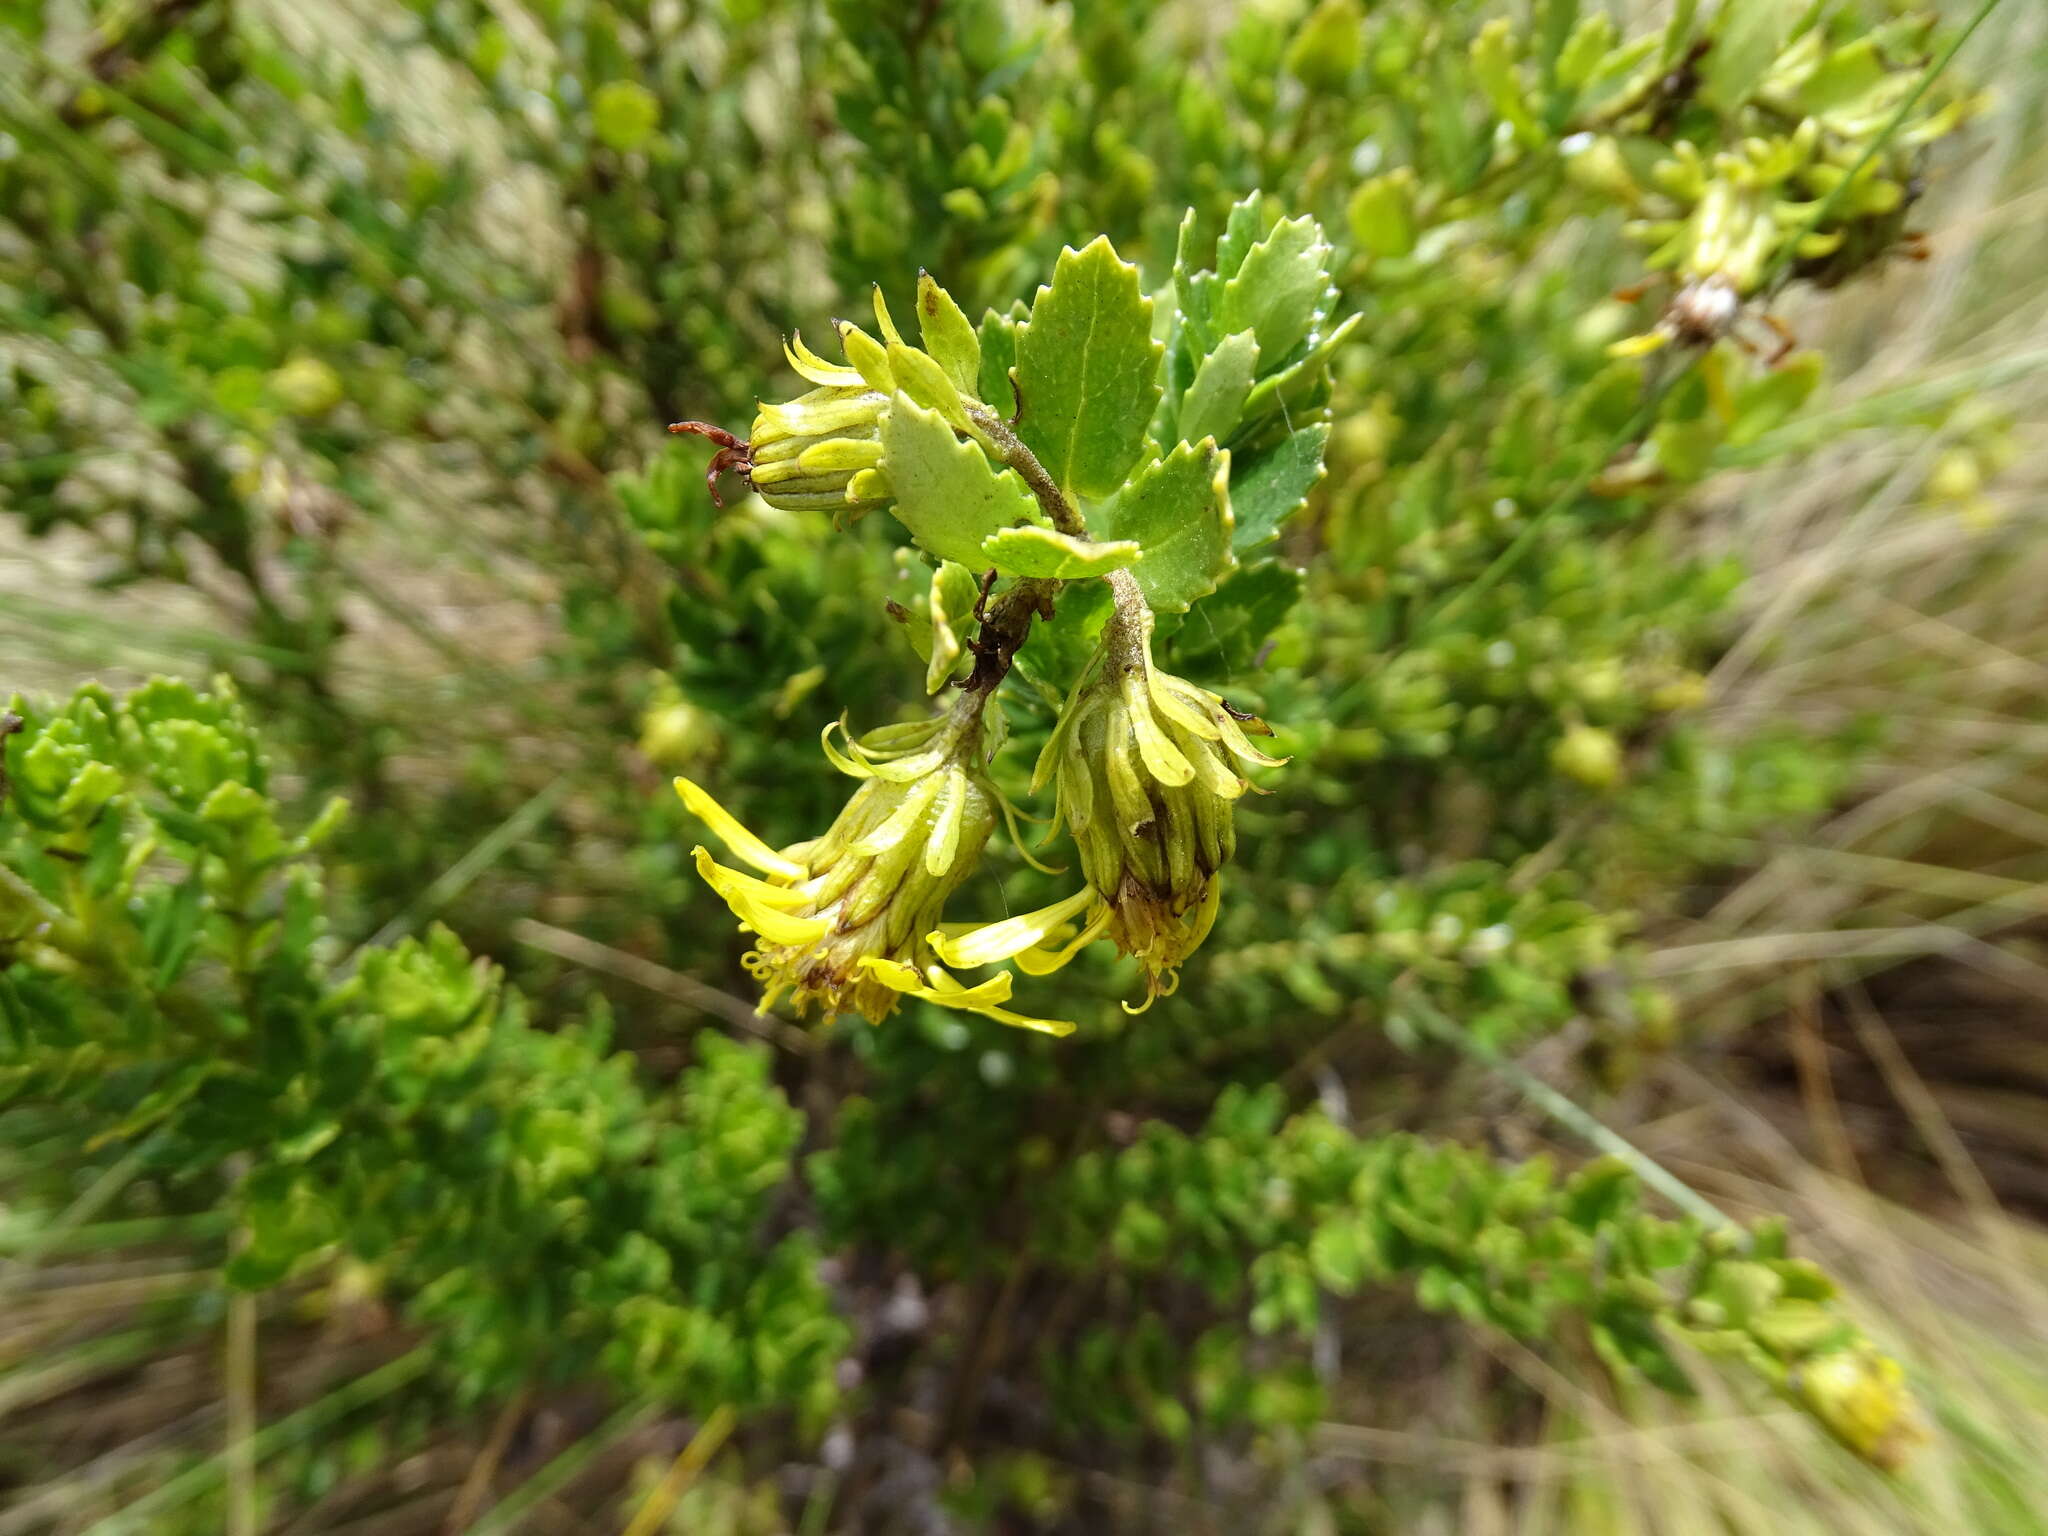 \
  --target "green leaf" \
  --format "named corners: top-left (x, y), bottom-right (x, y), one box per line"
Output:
top-left (1158, 560), bottom-right (1304, 680)
top-left (1173, 208), bottom-right (1219, 355)
top-left (916, 274), bottom-right (982, 397)
top-left (888, 556), bottom-right (984, 692)
top-left (880, 393), bottom-right (1039, 567)
top-left (981, 525), bottom-right (1140, 580)
top-left (1726, 352), bottom-right (1821, 447)
top-left (1698, 0), bottom-right (1790, 114)
top-left (1177, 330), bottom-right (1259, 448)
top-left (1471, 19), bottom-right (1541, 148)
top-left (1013, 579), bottom-right (1113, 701)
top-left (976, 302), bottom-right (1024, 411)
top-left (1236, 312), bottom-right (1360, 445)
top-left (1094, 439), bottom-right (1234, 613)
top-left (1214, 193), bottom-right (1266, 284)
top-left (1309, 1218), bottom-right (1370, 1294)
top-left (1230, 424), bottom-right (1329, 554)
top-left (1013, 237), bottom-right (1162, 500)
top-left (1218, 216), bottom-right (1333, 368)
top-left (1348, 170), bottom-right (1420, 259)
